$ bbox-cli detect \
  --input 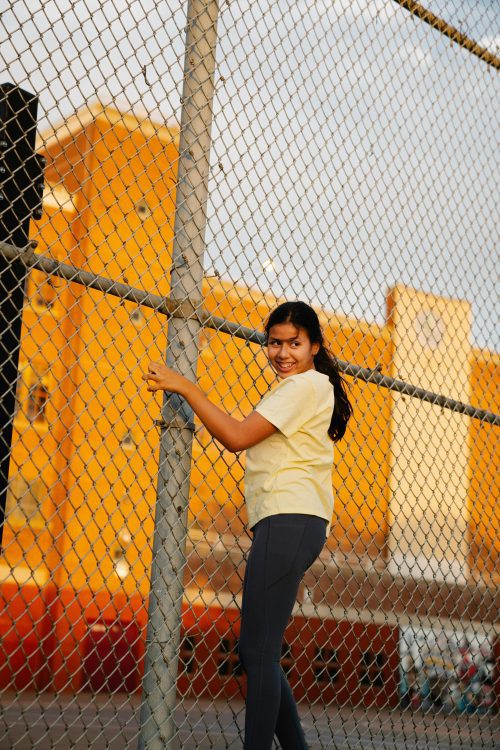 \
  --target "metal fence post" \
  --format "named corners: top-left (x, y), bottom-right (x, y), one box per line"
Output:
top-left (0, 84), bottom-right (44, 549)
top-left (138, 1), bottom-right (220, 748)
